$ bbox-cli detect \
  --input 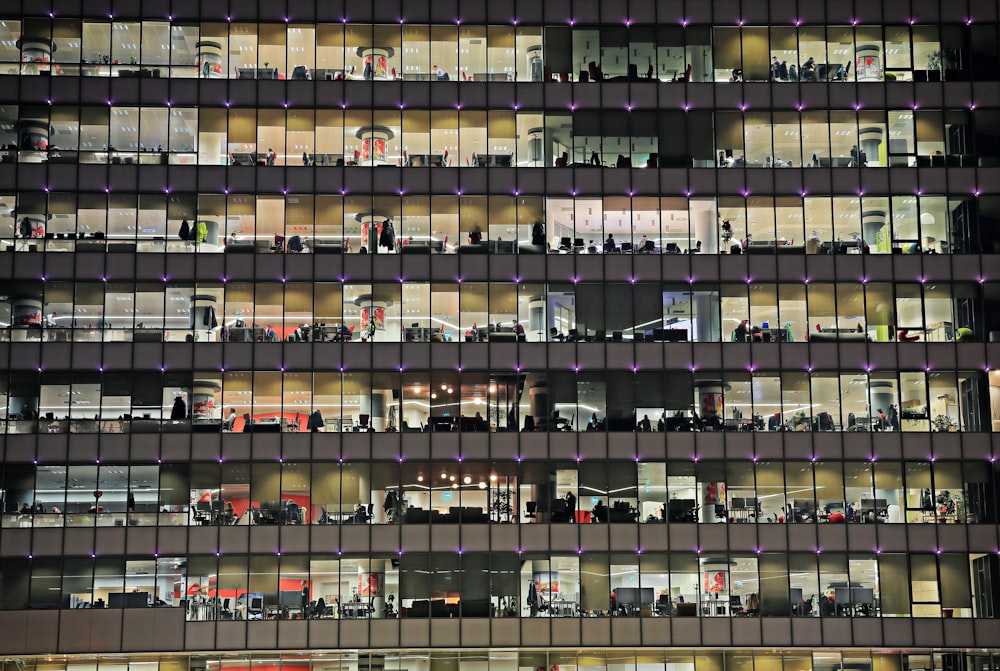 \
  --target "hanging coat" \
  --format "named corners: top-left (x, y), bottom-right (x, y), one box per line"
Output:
top-left (202, 305), bottom-right (218, 329)
top-left (178, 219), bottom-right (190, 241)
top-left (379, 220), bottom-right (396, 250)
